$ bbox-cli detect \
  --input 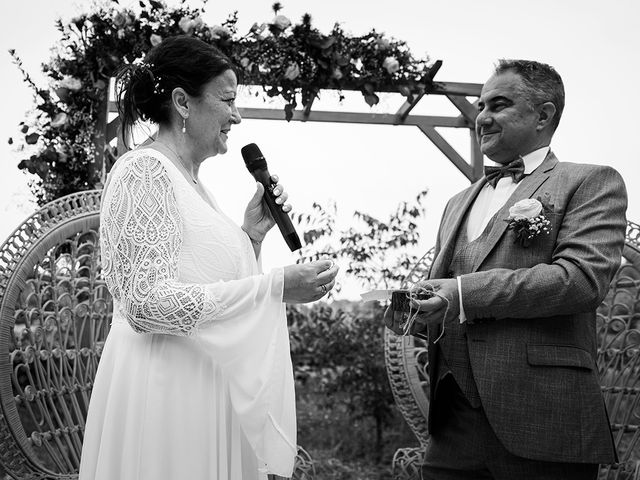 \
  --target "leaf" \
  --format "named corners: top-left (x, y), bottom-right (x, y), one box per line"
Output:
top-left (363, 93), bottom-right (379, 107)
top-left (362, 83), bottom-right (375, 95)
top-left (25, 133), bottom-right (40, 145)
top-left (320, 36), bottom-right (336, 49)
top-left (284, 103), bottom-right (294, 122)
